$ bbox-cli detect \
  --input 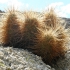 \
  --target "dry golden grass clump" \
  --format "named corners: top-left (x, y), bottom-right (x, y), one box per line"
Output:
top-left (43, 8), bottom-right (62, 30)
top-left (29, 9), bottom-right (69, 65)
top-left (32, 28), bottom-right (68, 64)
top-left (15, 11), bottom-right (42, 49)
top-left (1, 9), bottom-right (22, 46)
